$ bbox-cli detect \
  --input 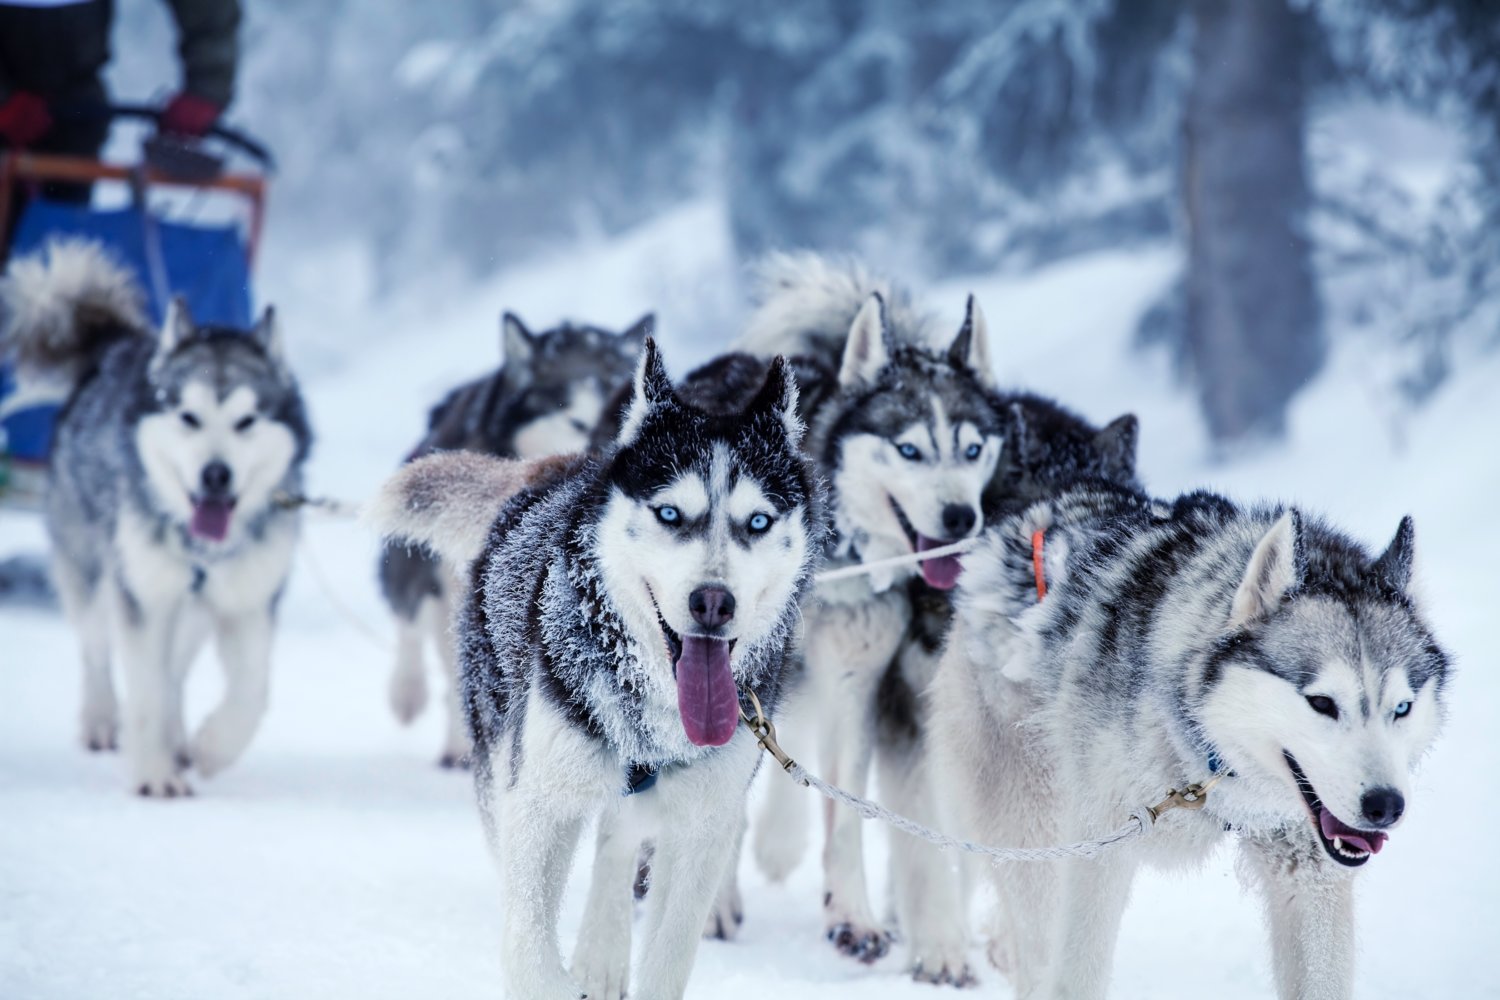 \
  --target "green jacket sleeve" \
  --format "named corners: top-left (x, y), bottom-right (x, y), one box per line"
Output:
top-left (162, 0), bottom-right (241, 108)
